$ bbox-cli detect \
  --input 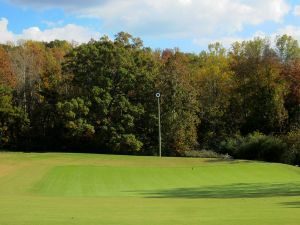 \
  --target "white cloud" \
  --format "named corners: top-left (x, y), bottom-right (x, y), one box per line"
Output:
top-left (293, 5), bottom-right (300, 16)
top-left (84, 0), bottom-right (290, 38)
top-left (193, 31), bottom-right (268, 49)
top-left (0, 18), bottom-right (14, 43)
top-left (0, 18), bottom-right (100, 43)
top-left (193, 37), bottom-right (244, 48)
top-left (42, 20), bottom-right (64, 28)
top-left (193, 25), bottom-right (300, 51)
top-left (18, 24), bottom-right (100, 43)
top-left (277, 25), bottom-right (300, 41)
top-left (6, 0), bottom-right (291, 38)
top-left (9, 0), bottom-right (105, 10)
